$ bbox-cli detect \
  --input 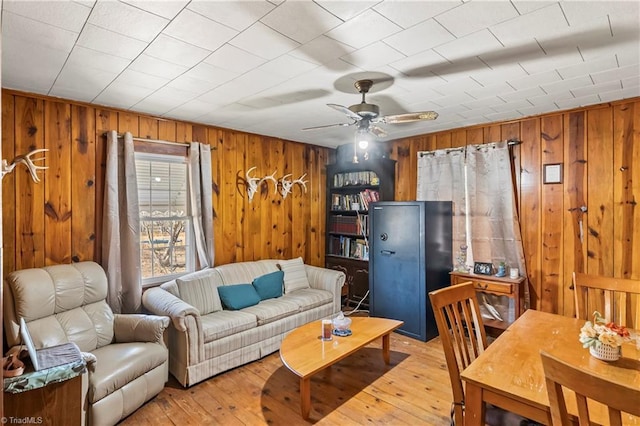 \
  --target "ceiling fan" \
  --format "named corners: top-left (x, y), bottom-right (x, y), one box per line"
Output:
top-left (302, 79), bottom-right (439, 148)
